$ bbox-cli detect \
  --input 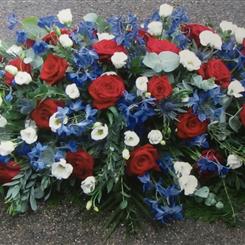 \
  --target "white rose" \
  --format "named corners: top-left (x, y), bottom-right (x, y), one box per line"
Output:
top-left (14, 71), bottom-right (32, 85)
top-left (220, 21), bottom-right (237, 34)
top-left (200, 30), bottom-right (222, 50)
top-left (97, 32), bottom-right (115, 41)
top-left (0, 115), bottom-right (7, 128)
top-left (147, 21), bottom-right (163, 36)
top-left (49, 112), bottom-right (68, 133)
top-left (5, 65), bottom-right (18, 75)
top-left (0, 141), bottom-right (16, 156)
top-left (122, 149), bottom-right (130, 160)
top-left (179, 50), bottom-right (201, 71)
top-left (173, 161), bottom-right (193, 177)
top-left (59, 34), bottom-right (73, 48)
top-left (20, 127), bottom-right (38, 144)
top-left (227, 80), bottom-right (245, 98)
top-left (136, 76), bottom-right (148, 94)
top-left (124, 131), bottom-right (140, 147)
top-left (147, 130), bottom-right (163, 145)
top-left (65, 83), bottom-right (80, 99)
top-left (7, 45), bottom-right (23, 56)
top-left (91, 123), bottom-right (108, 141)
top-left (25, 119), bottom-right (37, 129)
top-left (83, 13), bottom-right (98, 23)
top-left (234, 27), bottom-right (245, 44)
top-left (179, 175), bottom-right (198, 195)
top-left (57, 9), bottom-right (72, 24)
top-left (111, 52), bottom-right (128, 69)
top-left (159, 3), bottom-right (173, 17)
top-left (51, 159), bottom-right (73, 180)
top-left (227, 154), bottom-right (243, 169)
top-left (81, 176), bottom-right (96, 194)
